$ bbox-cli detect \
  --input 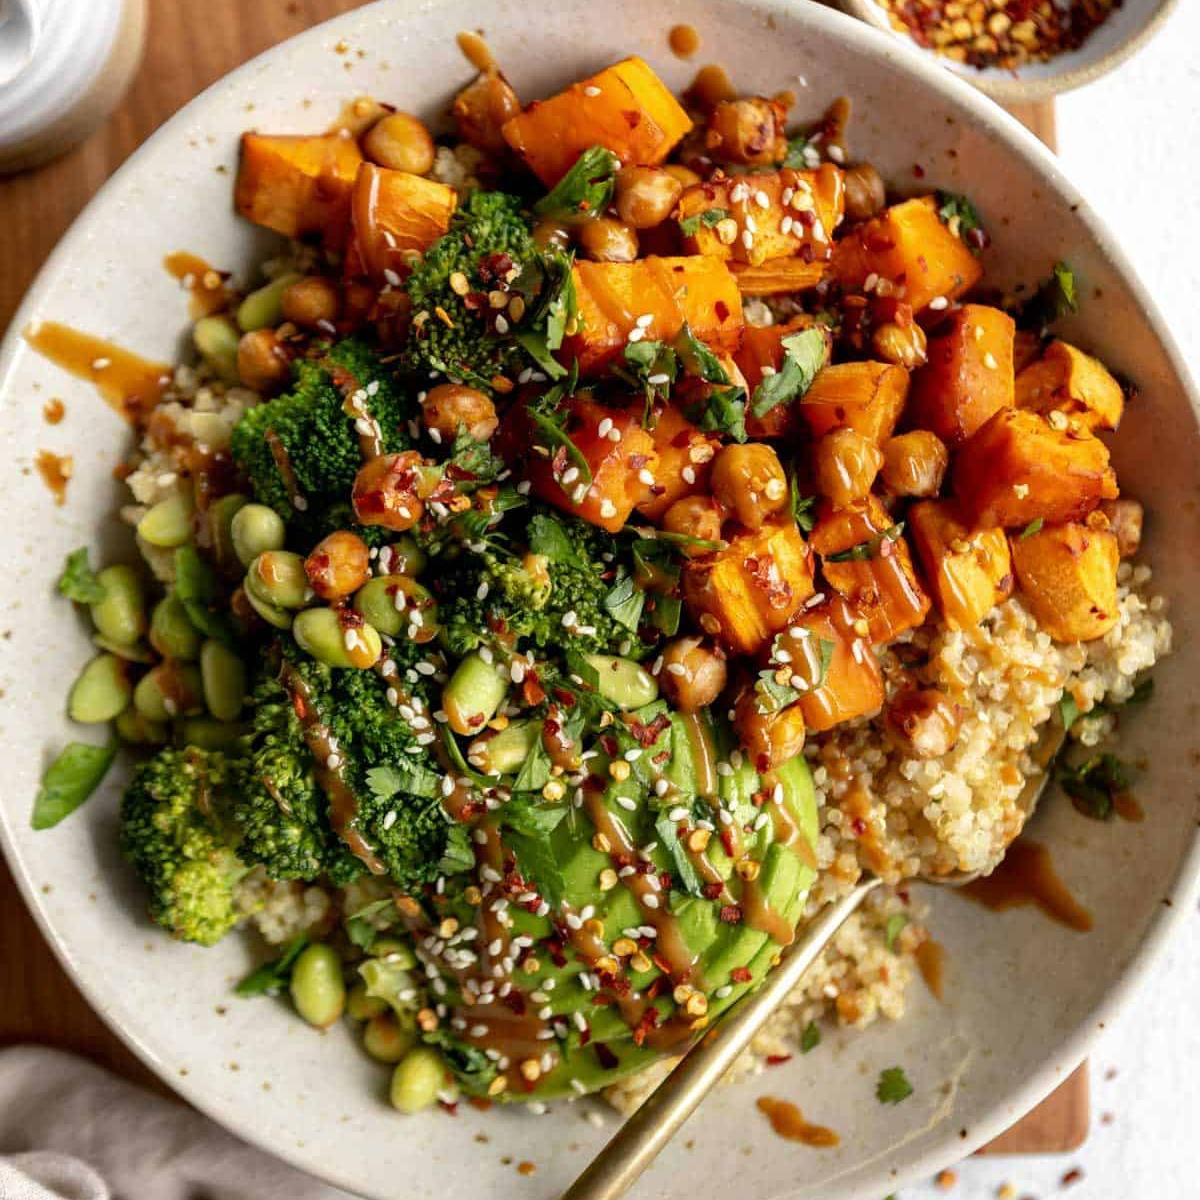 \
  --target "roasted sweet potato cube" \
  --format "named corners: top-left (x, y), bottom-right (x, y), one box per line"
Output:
top-left (953, 408), bottom-right (1118, 529)
top-left (729, 257), bottom-right (828, 296)
top-left (349, 164), bottom-right (456, 280)
top-left (501, 57), bottom-right (692, 186)
top-left (831, 196), bottom-right (983, 313)
top-left (908, 499), bottom-right (1013, 629)
top-left (566, 256), bottom-right (743, 375)
top-left (677, 164), bottom-right (844, 267)
top-left (810, 496), bottom-right (931, 643)
top-left (908, 304), bottom-right (1015, 445)
top-left (235, 132), bottom-right (363, 247)
top-left (1015, 340), bottom-right (1125, 432)
top-left (783, 595), bottom-right (885, 732)
top-left (801, 361), bottom-right (909, 444)
top-left (682, 520), bottom-right (815, 655)
top-left (636, 405), bottom-right (721, 520)
top-left (1009, 520), bottom-right (1120, 642)
top-left (735, 317), bottom-right (833, 439)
